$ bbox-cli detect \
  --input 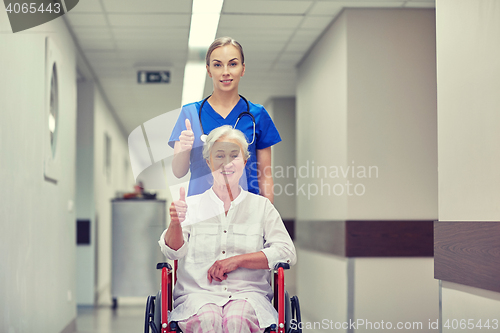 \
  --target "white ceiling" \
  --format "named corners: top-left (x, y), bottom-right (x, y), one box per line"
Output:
top-left (65, 0), bottom-right (435, 136)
